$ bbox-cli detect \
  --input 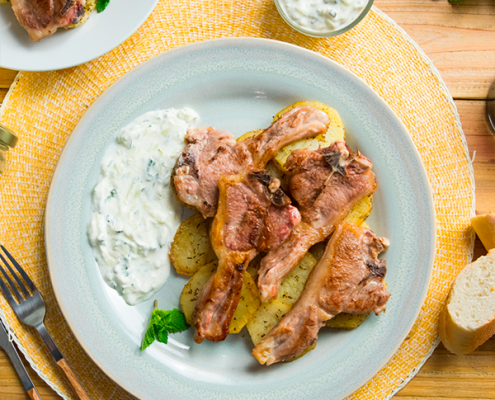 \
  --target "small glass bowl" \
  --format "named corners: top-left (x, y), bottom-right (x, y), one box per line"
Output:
top-left (274, 0), bottom-right (374, 38)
